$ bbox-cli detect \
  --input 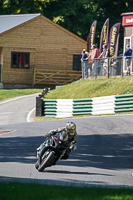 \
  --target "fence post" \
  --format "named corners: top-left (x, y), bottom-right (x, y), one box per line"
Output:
top-left (0, 64), bottom-right (1, 82)
top-left (36, 96), bottom-right (43, 116)
top-left (81, 61), bottom-right (84, 79)
top-left (94, 60), bottom-right (97, 79)
top-left (121, 56), bottom-right (124, 77)
top-left (107, 58), bottom-right (110, 78)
